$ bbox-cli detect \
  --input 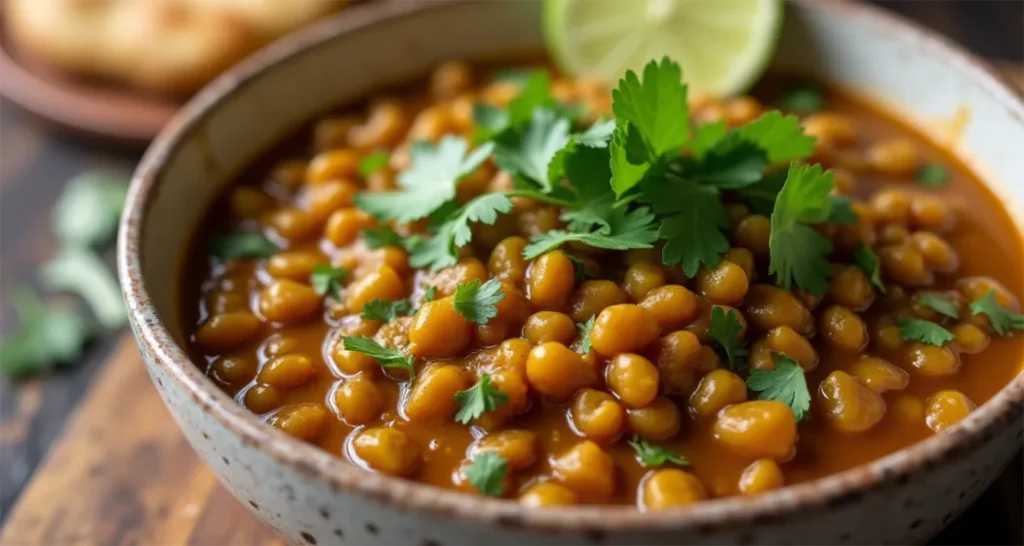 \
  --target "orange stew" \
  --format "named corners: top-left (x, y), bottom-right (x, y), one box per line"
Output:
top-left (184, 60), bottom-right (1024, 509)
